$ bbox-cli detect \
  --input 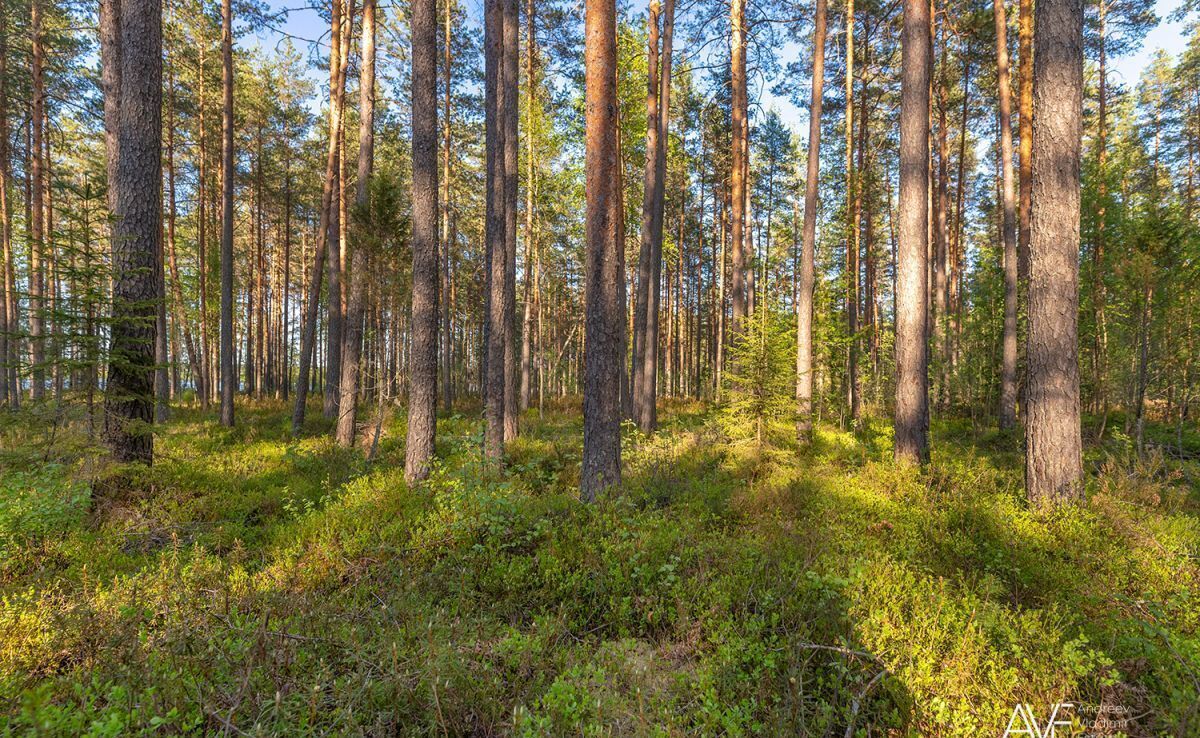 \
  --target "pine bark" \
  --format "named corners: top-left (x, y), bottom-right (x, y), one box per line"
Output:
top-left (580, 0), bottom-right (622, 501)
top-left (102, 0), bottom-right (162, 464)
top-left (1025, 0), bottom-right (1083, 503)
top-left (337, 0), bottom-right (377, 448)
top-left (995, 0), bottom-right (1019, 430)
top-left (405, 0), bottom-right (439, 481)
top-left (30, 0), bottom-right (45, 401)
top-left (895, 0), bottom-right (931, 464)
top-left (218, 0), bottom-right (235, 427)
top-left (729, 0), bottom-right (748, 336)
top-left (797, 0), bottom-right (827, 443)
